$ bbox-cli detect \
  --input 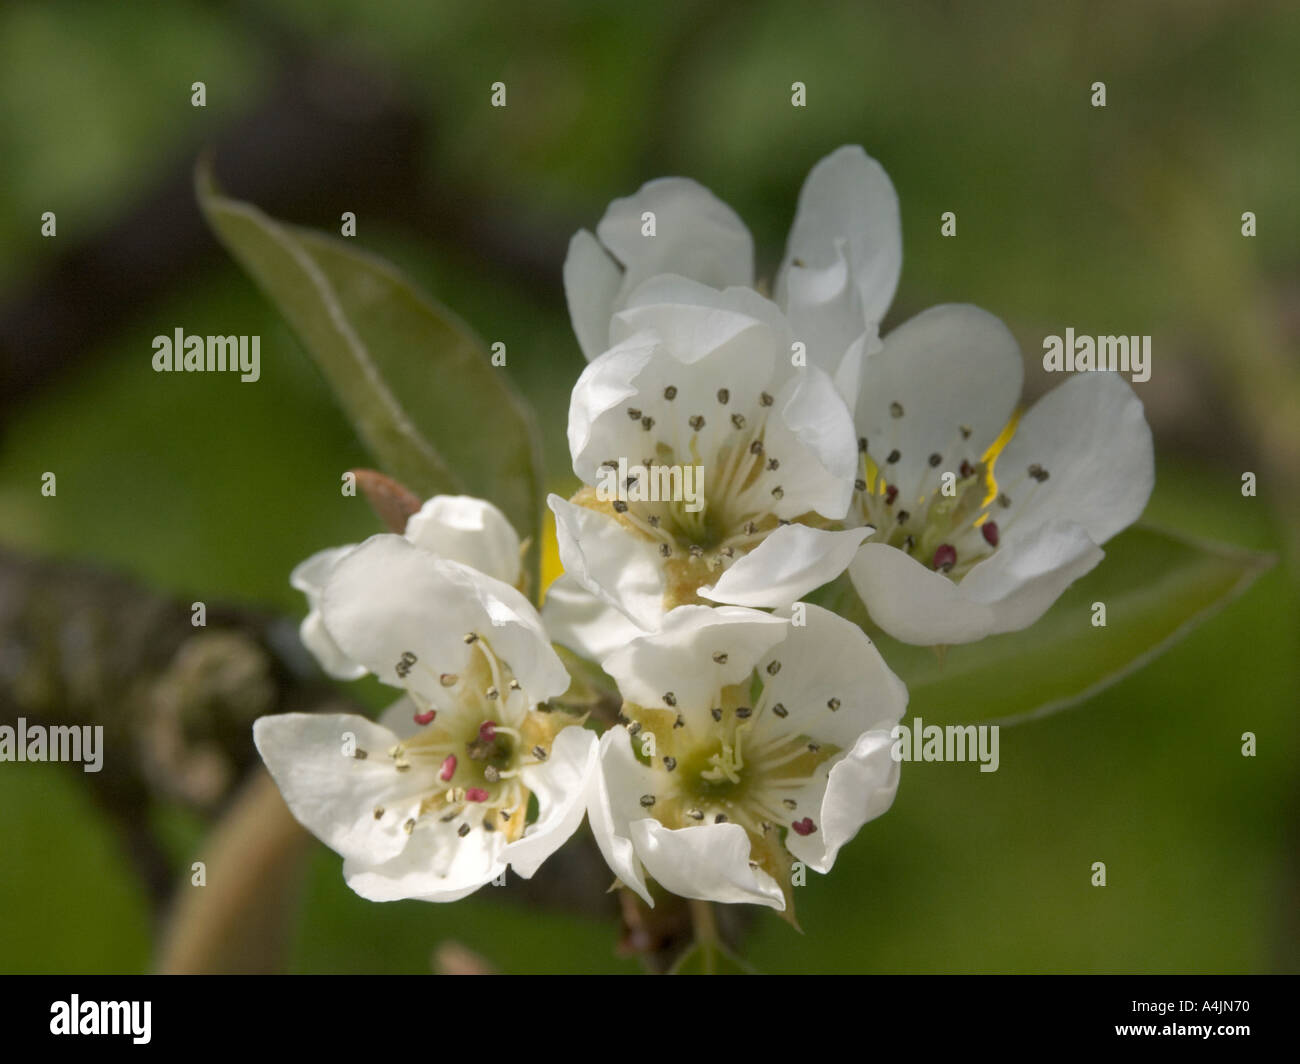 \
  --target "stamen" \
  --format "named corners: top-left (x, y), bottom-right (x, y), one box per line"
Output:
top-left (662, 756), bottom-right (677, 771)
top-left (982, 521), bottom-right (1000, 547)
top-left (478, 721), bottom-right (497, 742)
top-left (689, 415), bottom-right (706, 431)
top-left (640, 794), bottom-right (656, 807)
top-left (887, 449), bottom-right (901, 464)
top-left (791, 817), bottom-right (817, 836)
top-left (933, 544), bottom-right (957, 572)
top-left (767, 660), bottom-right (781, 675)
top-left (664, 385), bottom-right (677, 400)
top-left (439, 754), bottom-right (457, 782)
top-left (772, 703), bottom-right (788, 718)
top-left (759, 392), bottom-right (774, 407)
top-left (465, 788), bottom-right (490, 803)
top-left (440, 673), bottom-right (458, 687)
top-left (663, 692), bottom-right (677, 707)
top-left (713, 652), bottom-right (728, 664)
top-left (717, 388), bottom-right (730, 404)
top-left (458, 822), bottom-right (472, 837)
top-left (827, 697), bottom-right (841, 711)
top-left (890, 401), bottom-right (904, 418)
top-left (413, 708), bottom-right (437, 726)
